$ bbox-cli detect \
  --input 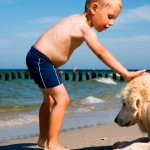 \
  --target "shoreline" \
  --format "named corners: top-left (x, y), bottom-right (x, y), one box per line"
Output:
top-left (0, 109), bottom-right (119, 142)
top-left (0, 123), bottom-right (147, 150)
